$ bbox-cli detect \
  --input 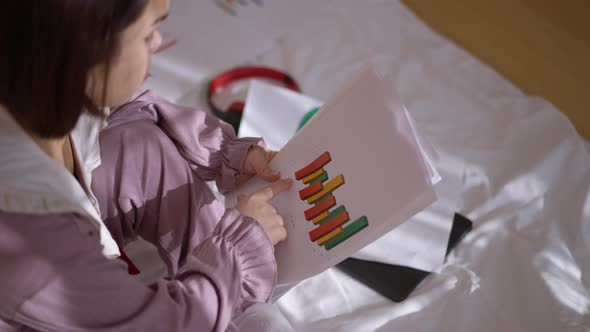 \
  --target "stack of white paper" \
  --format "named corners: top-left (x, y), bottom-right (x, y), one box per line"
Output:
top-left (232, 67), bottom-right (441, 284)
